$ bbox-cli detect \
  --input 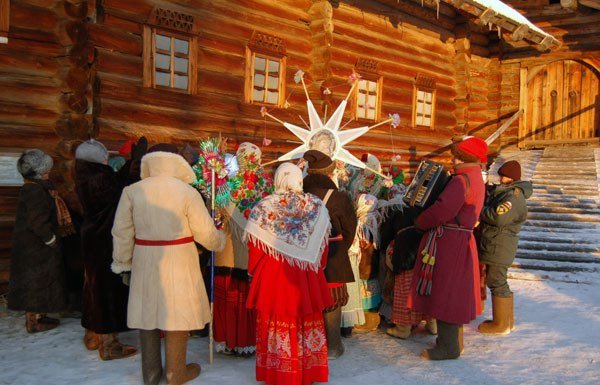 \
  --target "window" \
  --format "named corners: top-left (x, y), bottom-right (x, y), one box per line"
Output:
top-left (353, 58), bottom-right (382, 121)
top-left (0, 0), bottom-right (9, 44)
top-left (245, 32), bottom-right (286, 107)
top-left (143, 8), bottom-right (198, 93)
top-left (413, 74), bottom-right (436, 129)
